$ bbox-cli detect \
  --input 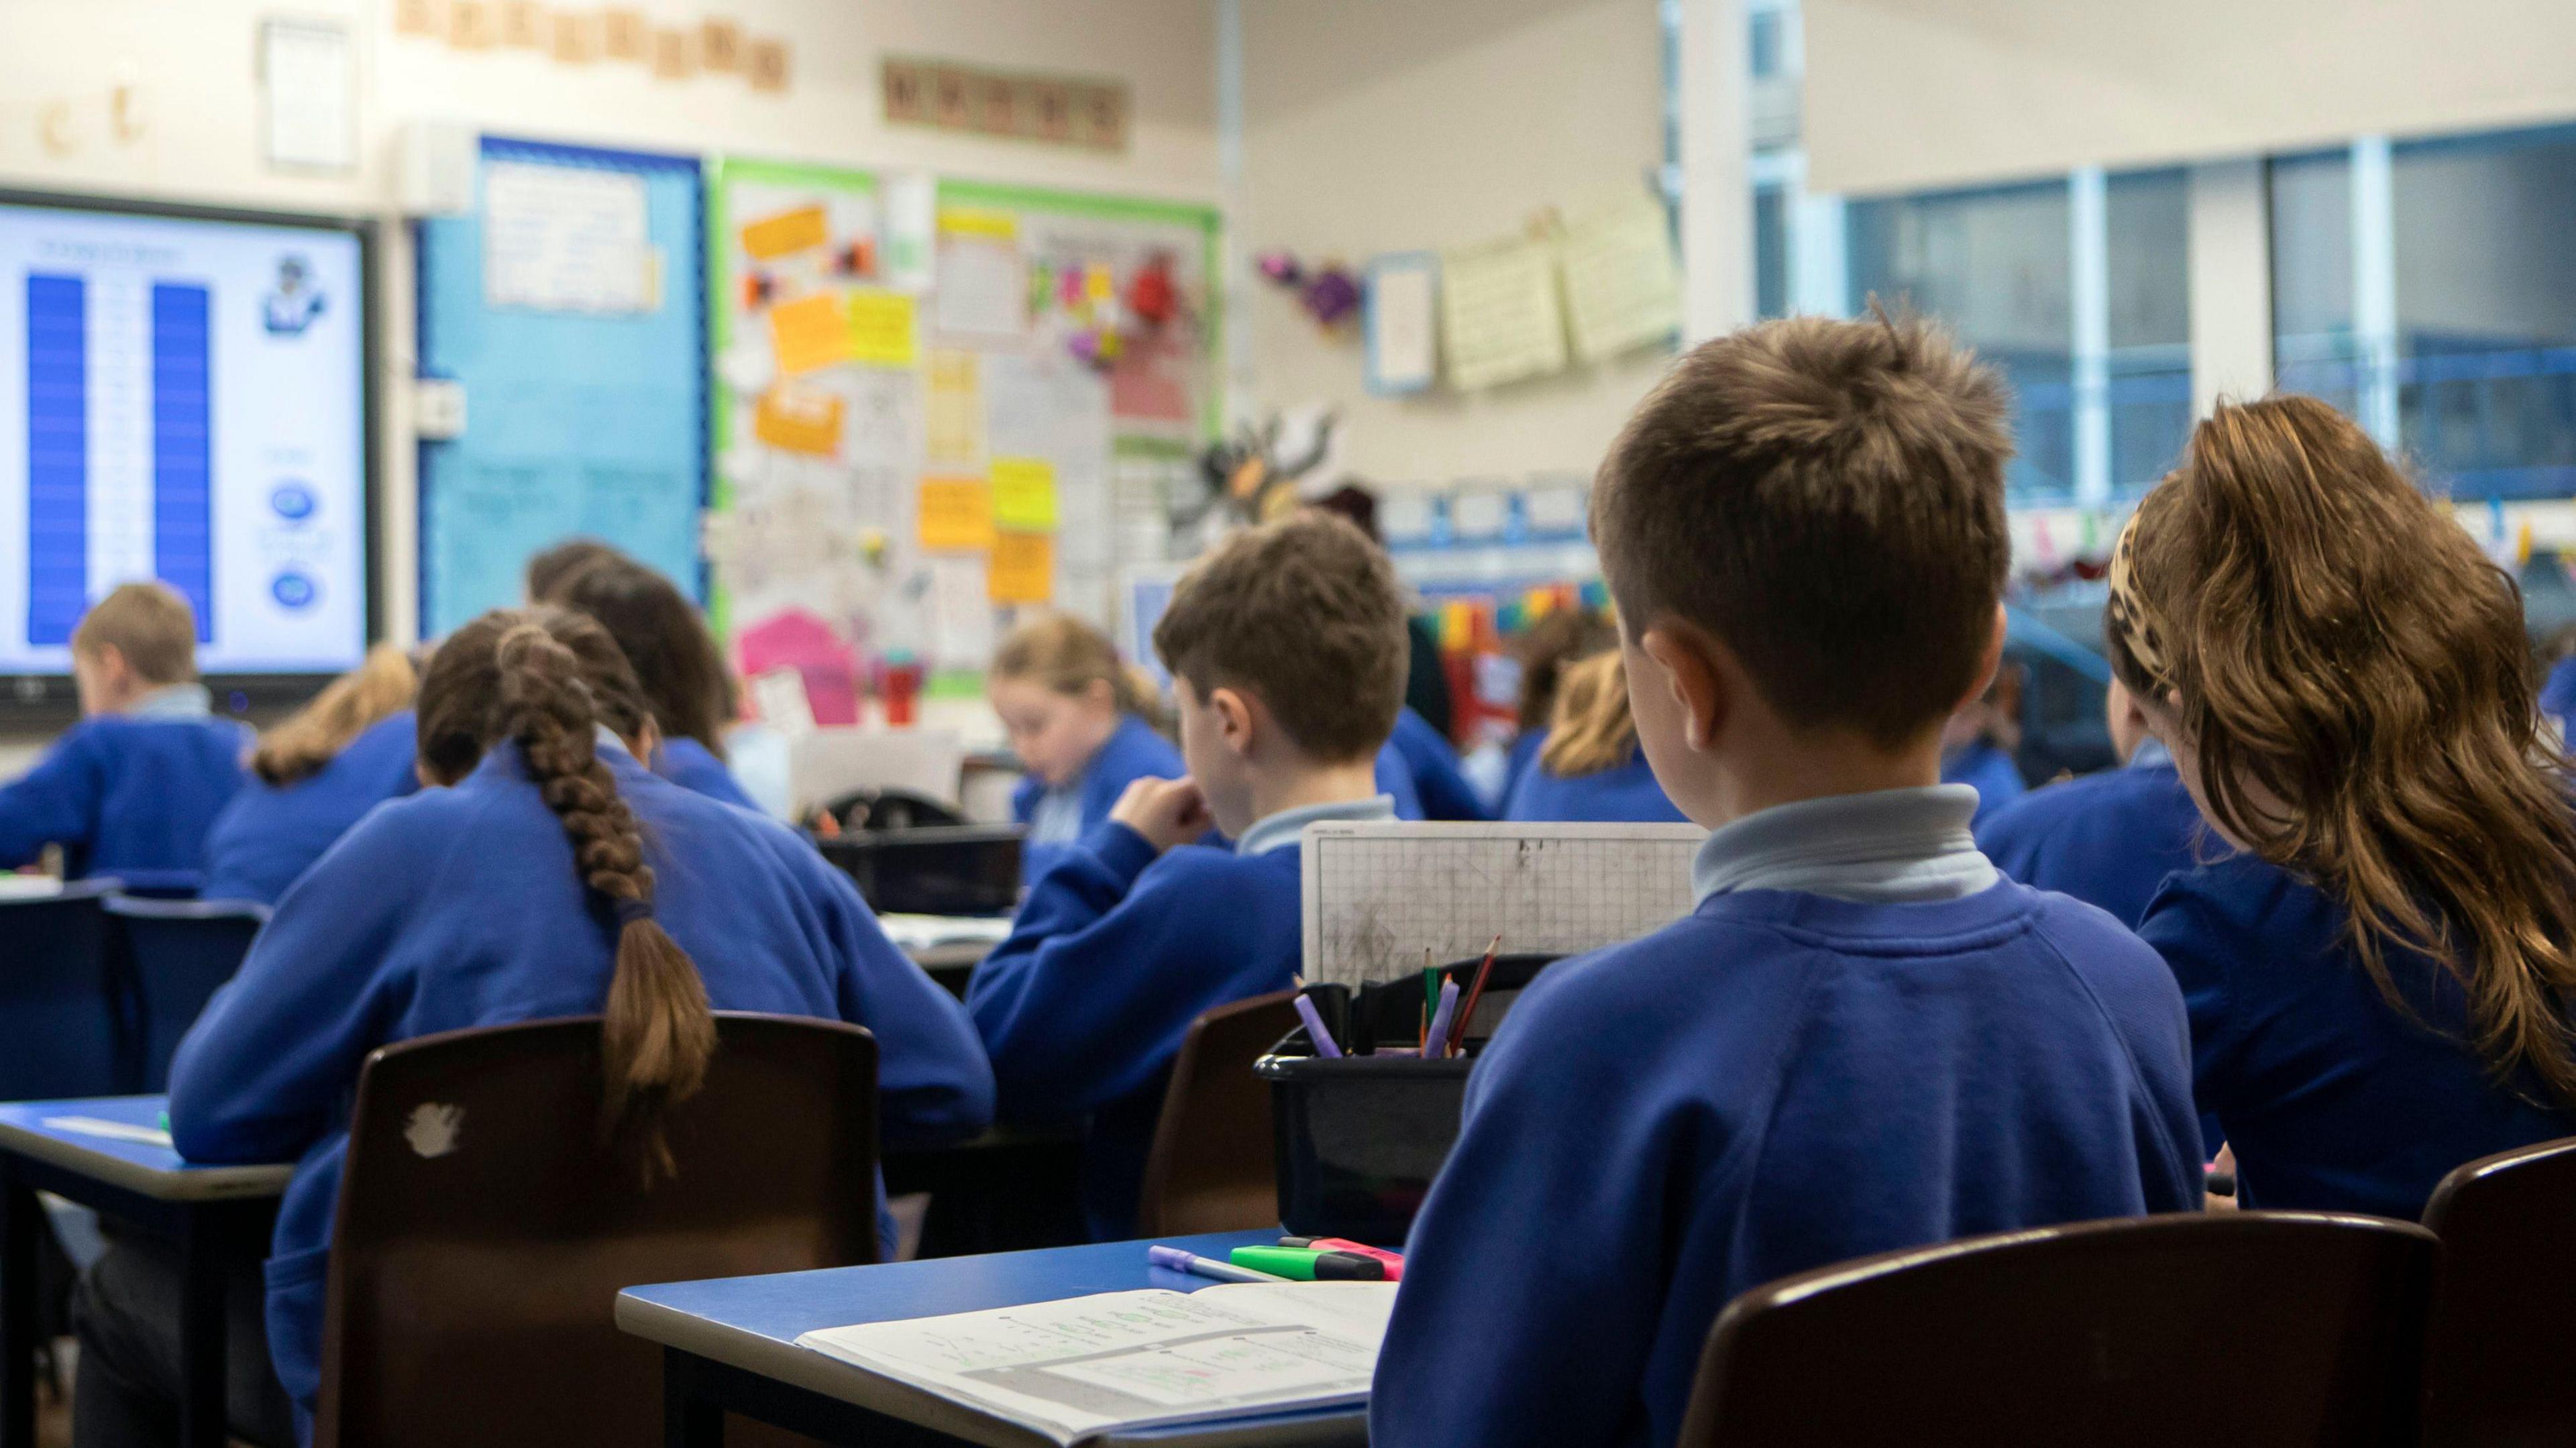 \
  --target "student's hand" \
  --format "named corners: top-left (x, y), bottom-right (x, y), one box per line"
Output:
top-left (1111, 777), bottom-right (1213, 854)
